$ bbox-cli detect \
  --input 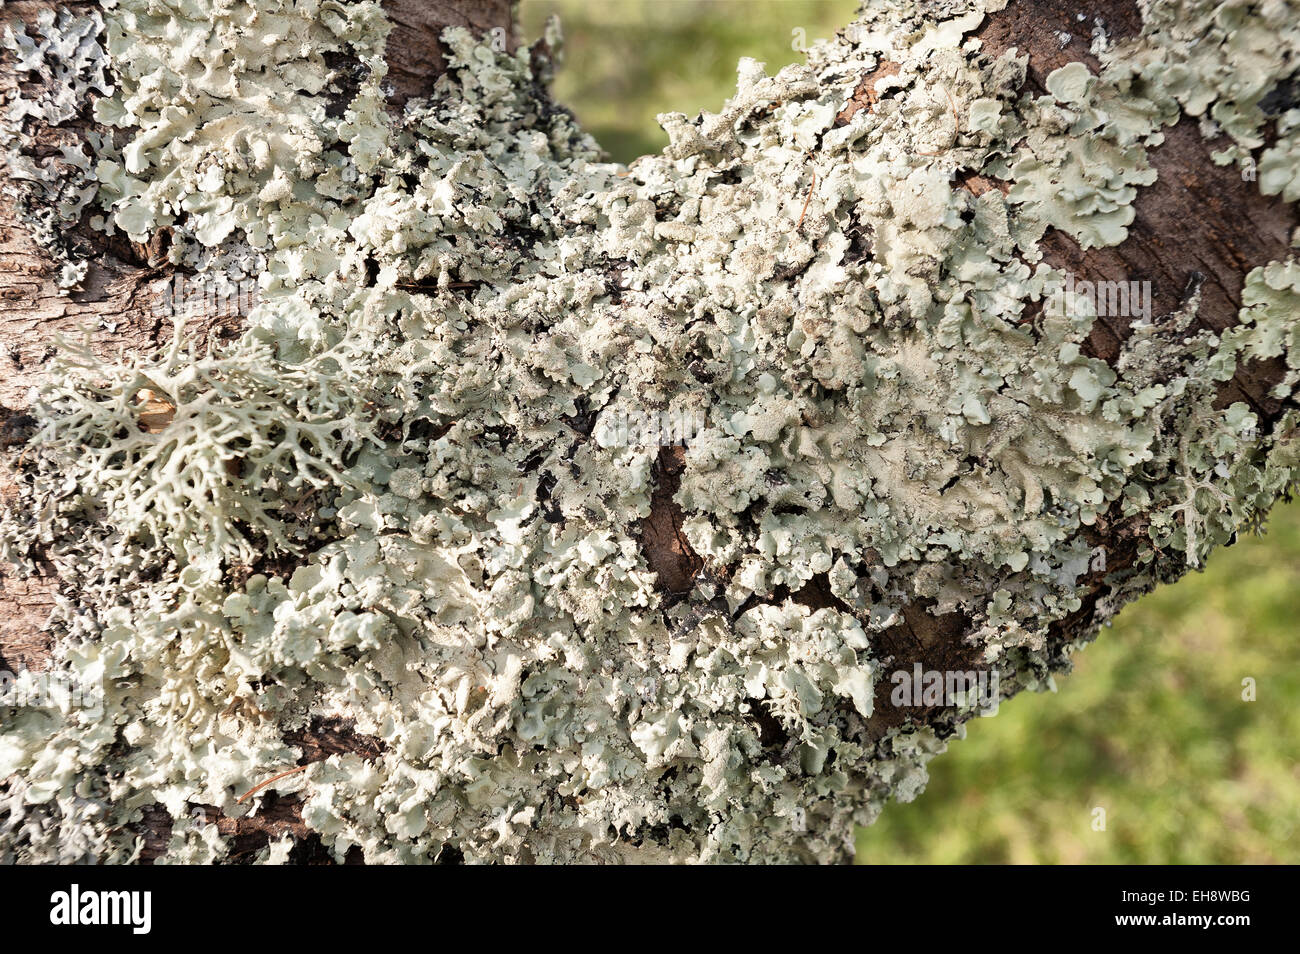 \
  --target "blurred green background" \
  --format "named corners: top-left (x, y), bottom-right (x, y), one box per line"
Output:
top-left (519, 0), bottom-right (1300, 864)
top-left (522, 0), bottom-right (857, 162)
